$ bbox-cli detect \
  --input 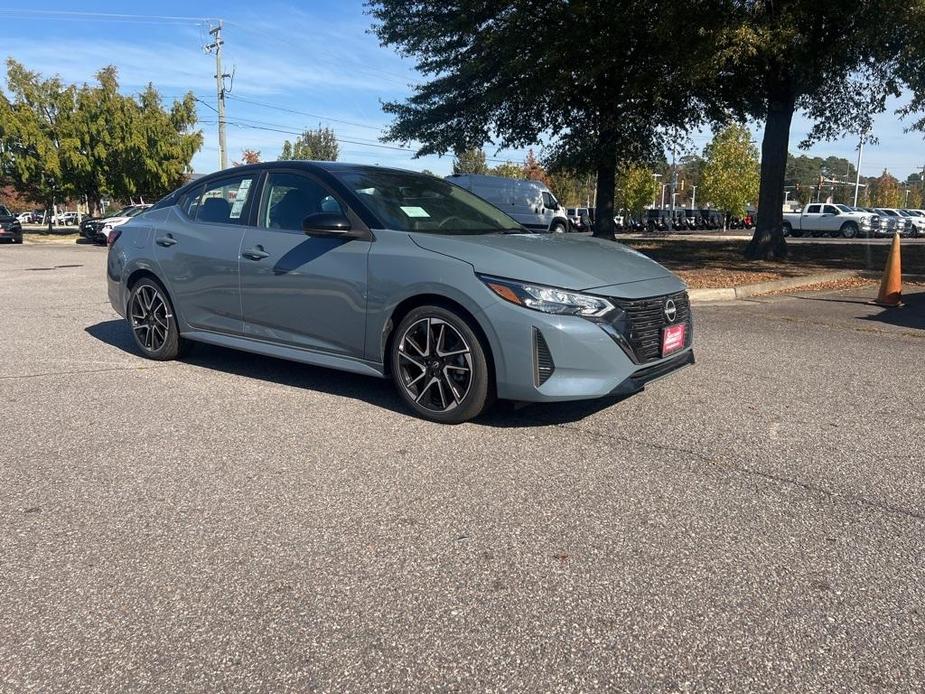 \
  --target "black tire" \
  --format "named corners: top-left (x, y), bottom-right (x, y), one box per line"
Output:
top-left (126, 277), bottom-right (187, 361)
top-left (390, 305), bottom-right (492, 424)
top-left (841, 222), bottom-right (858, 239)
top-left (550, 221), bottom-right (568, 234)
top-left (782, 222), bottom-right (793, 237)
